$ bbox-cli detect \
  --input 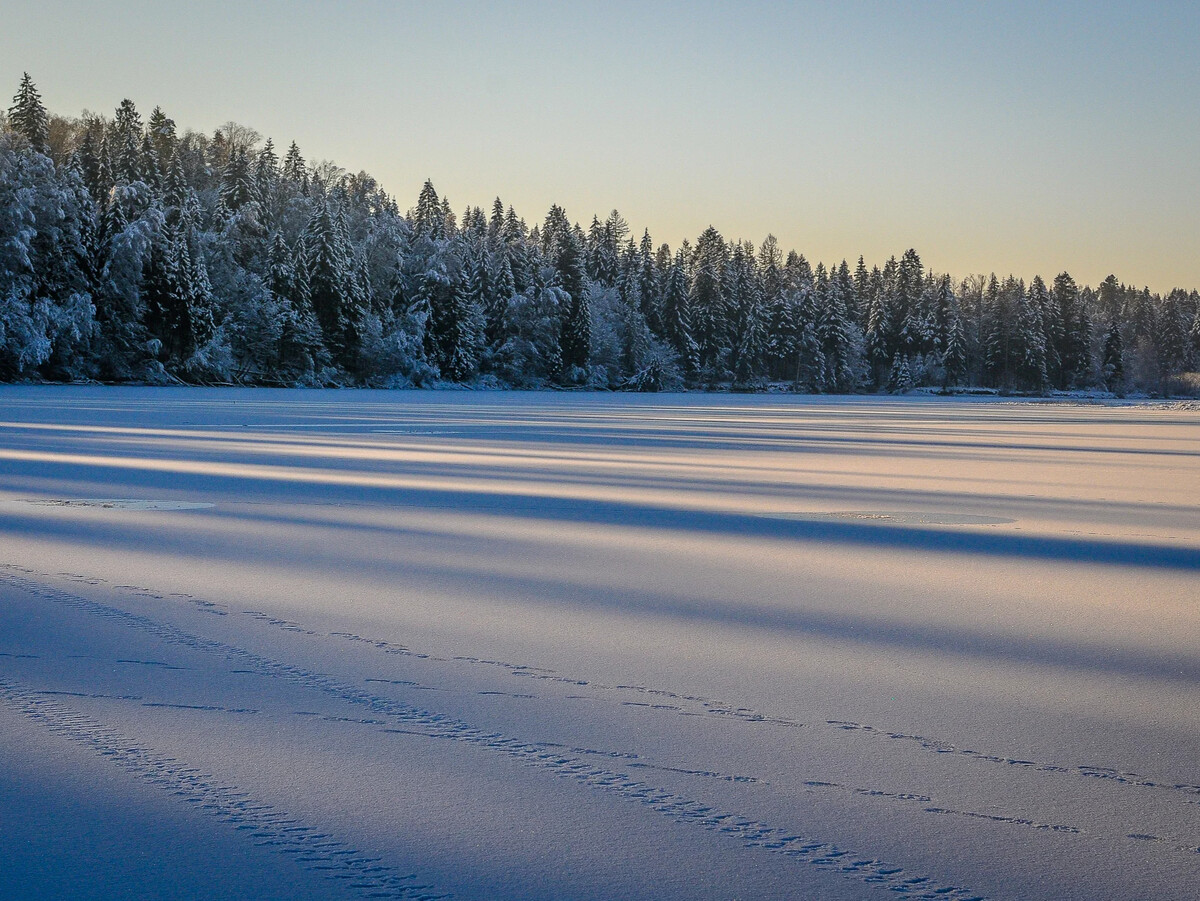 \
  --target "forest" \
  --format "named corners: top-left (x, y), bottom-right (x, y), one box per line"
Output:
top-left (2, 74), bottom-right (1198, 394)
